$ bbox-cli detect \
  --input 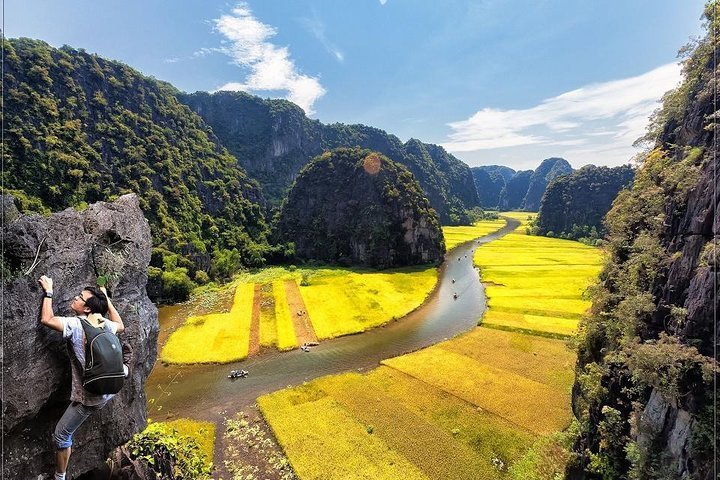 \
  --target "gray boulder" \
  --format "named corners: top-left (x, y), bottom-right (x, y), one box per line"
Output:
top-left (2, 194), bottom-right (159, 479)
